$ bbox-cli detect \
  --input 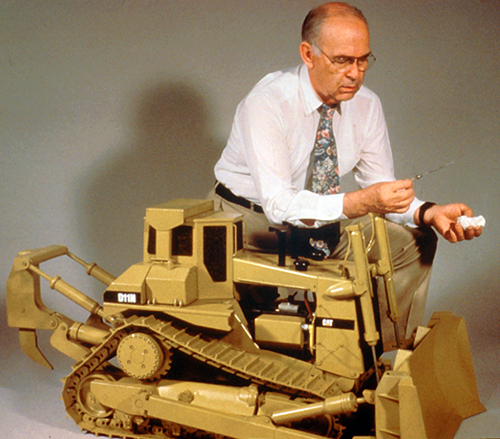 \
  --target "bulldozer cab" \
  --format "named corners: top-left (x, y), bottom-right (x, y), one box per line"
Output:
top-left (143, 198), bottom-right (245, 302)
